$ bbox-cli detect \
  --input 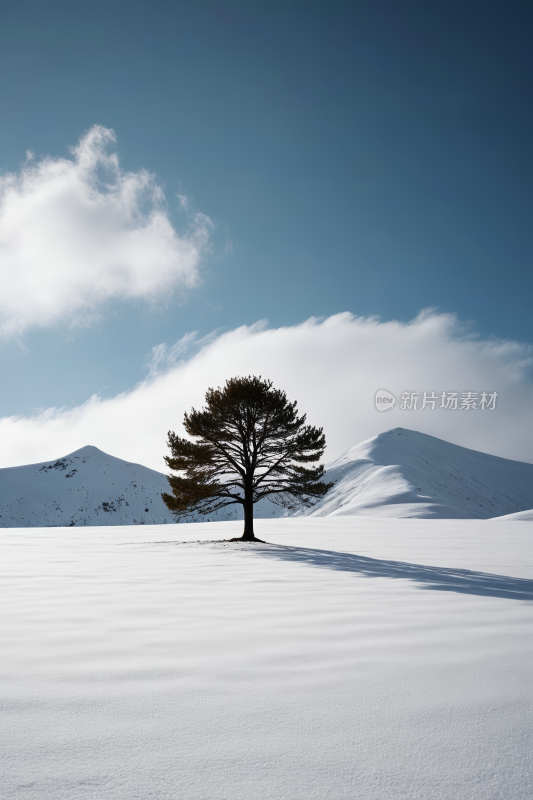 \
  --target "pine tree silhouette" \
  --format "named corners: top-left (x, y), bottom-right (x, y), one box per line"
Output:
top-left (162, 376), bottom-right (334, 541)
